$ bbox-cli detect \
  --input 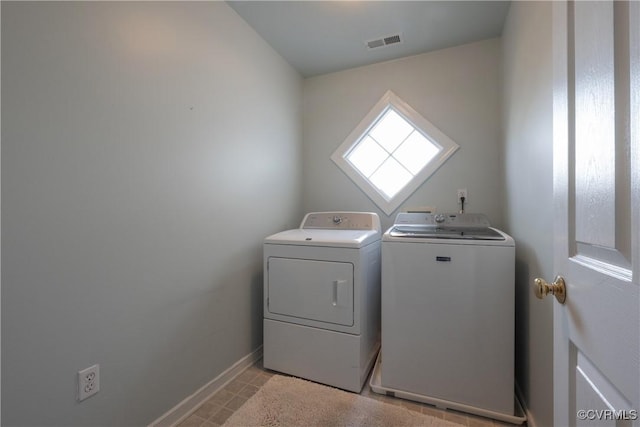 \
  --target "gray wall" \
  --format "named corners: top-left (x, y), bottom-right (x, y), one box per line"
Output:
top-left (1, 2), bottom-right (302, 425)
top-left (302, 39), bottom-right (504, 231)
top-left (501, 2), bottom-right (554, 427)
